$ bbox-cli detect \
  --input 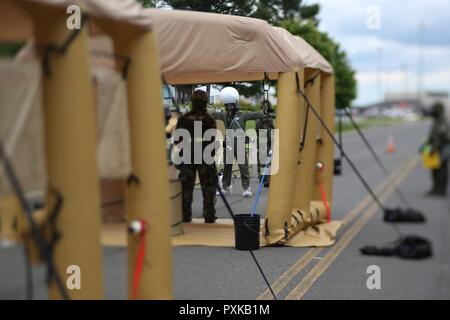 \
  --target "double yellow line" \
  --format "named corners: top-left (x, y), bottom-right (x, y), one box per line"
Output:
top-left (257, 156), bottom-right (419, 300)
